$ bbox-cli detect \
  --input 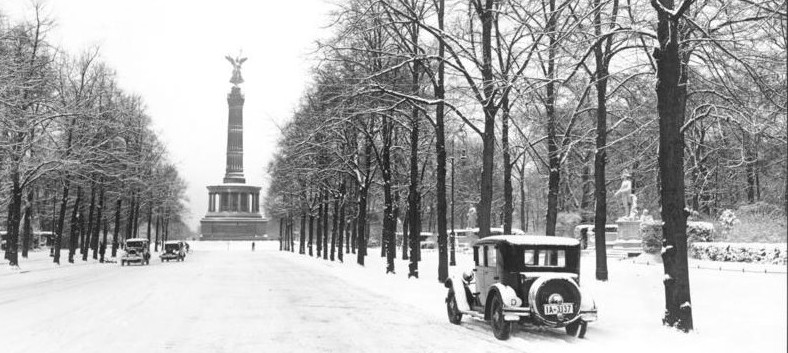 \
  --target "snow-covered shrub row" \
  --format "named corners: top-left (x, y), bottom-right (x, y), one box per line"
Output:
top-left (641, 221), bottom-right (715, 254)
top-left (690, 242), bottom-right (787, 264)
